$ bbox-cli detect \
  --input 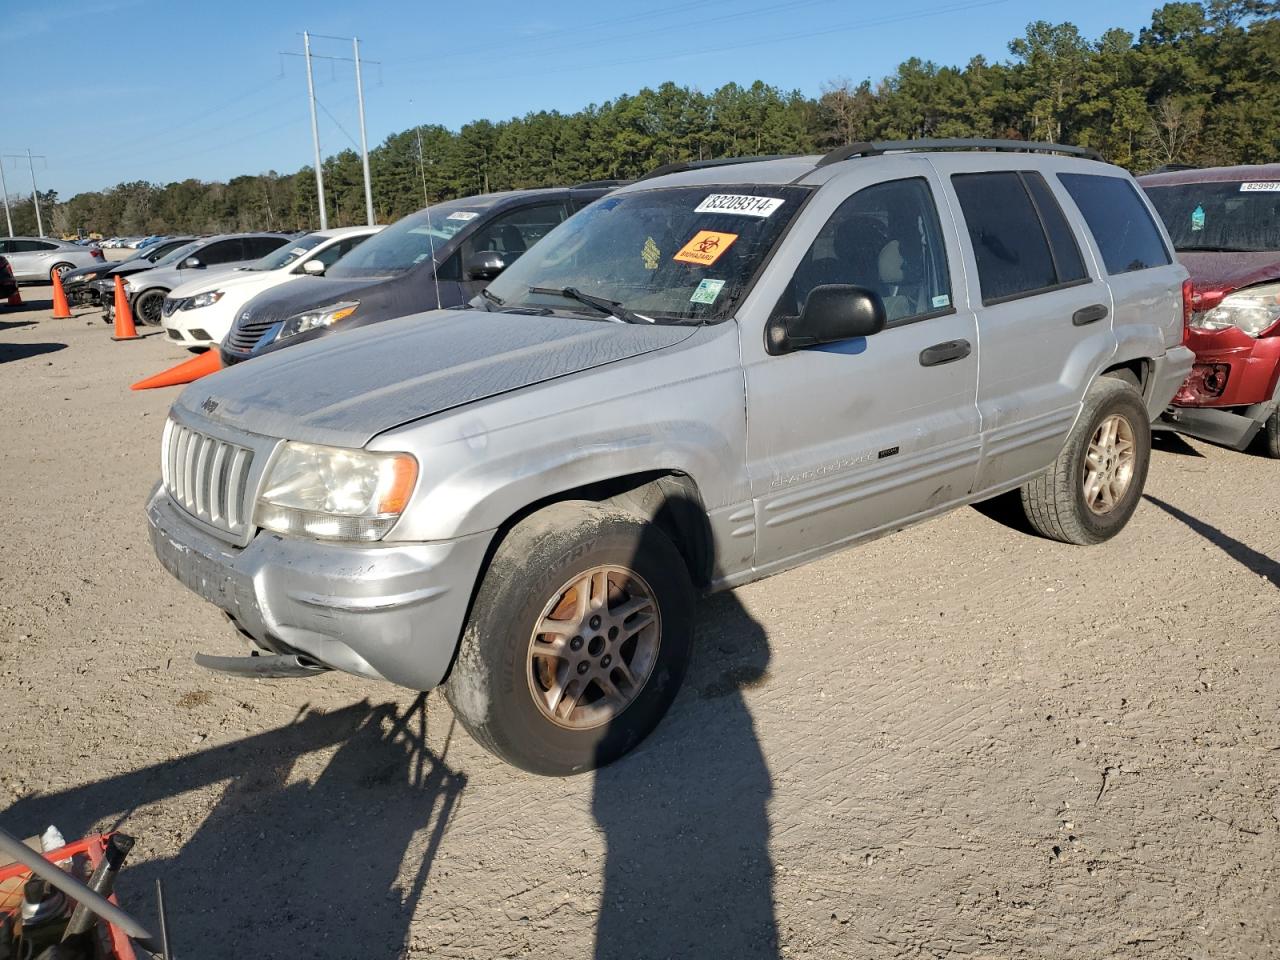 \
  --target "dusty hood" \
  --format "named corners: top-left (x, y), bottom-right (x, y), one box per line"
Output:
top-left (1179, 251), bottom-right (1280, 293)
top-left (176, 308), bottom-right (699, 448)
top-left (168, 266), bottom-right (279, 299)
